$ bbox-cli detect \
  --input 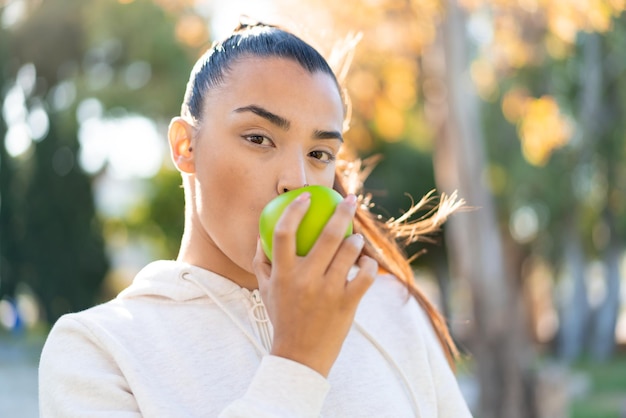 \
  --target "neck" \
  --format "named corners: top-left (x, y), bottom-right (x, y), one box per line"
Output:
top-left (177, 218), bottom-right (259, 291)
